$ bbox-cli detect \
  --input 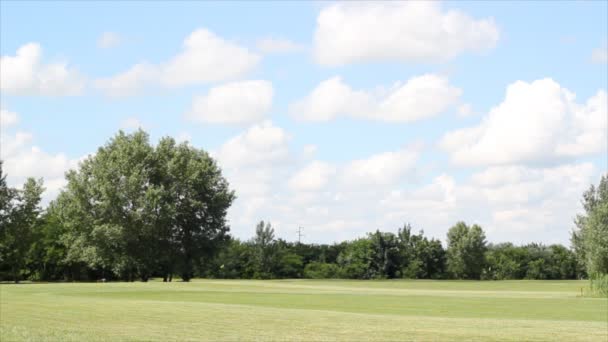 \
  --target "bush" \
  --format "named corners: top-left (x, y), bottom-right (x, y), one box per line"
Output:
top-left (590, 273), bottom-right (608, 297)
top-left (303, 262), bottom-right (340, 279)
